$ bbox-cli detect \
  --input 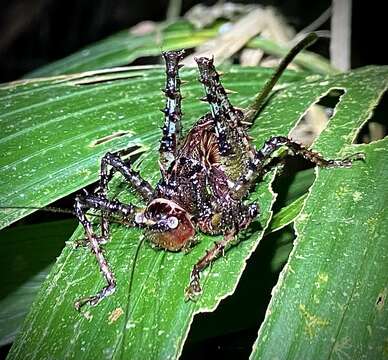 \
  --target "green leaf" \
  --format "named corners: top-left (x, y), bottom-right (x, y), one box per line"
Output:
top-left (267, 194), bottom-right (307, 234)
top-left (251, 139), bottom-right (388, 359)
top-left (266, 166), bottom-right (316, 236)
top-left (25, 20), bottom-right (334, 78)
top-left (0, 64), bottom-right (302, 357)
top-left (0, 219), bottom-right (76, 346)
top-left (0, 66), bottom-right (303, 230)
top-left (251, 89), bottom-right (388, 357)
top-left (26, 21), bottom-right (219, 78)
top-left (4, 65), bottom-right (387, 359)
